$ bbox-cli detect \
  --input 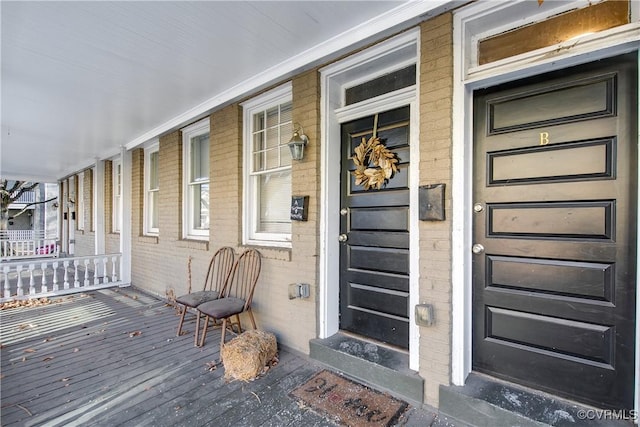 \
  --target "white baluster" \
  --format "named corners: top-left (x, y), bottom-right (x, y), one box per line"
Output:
top-left (3, 266), bottom-right (11, 298)
top-left (41, 262), bottom-right (48, 293)
top-left (16, 265), bottom-right (24, 296)
top-left (63, 260), bottom-right (70, 289)
top-left (102, 257), bottom-right (109, 284)
top-left (84, 259), bottom-right (90, 286)
top-left (93, 258), bottom-right (99, 285)
top-left (74, 260), bottom-right (80, 288)
top-left (111, 256), bottom-right (118, 282)
top-left (28, 264), bottom-right (36, 295)
top-left (52, 261), bottom-right (59, 291)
